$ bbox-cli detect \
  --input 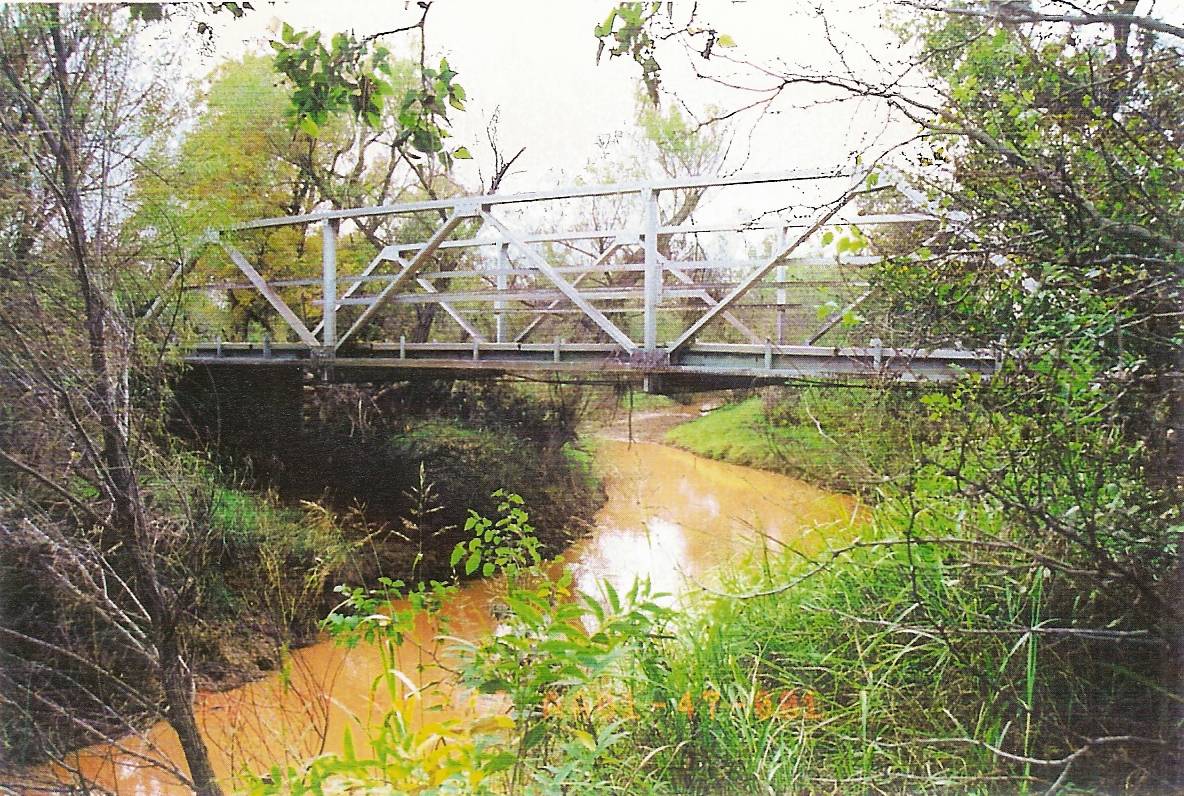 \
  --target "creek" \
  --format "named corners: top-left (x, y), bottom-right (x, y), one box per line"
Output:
top-left (46, 412), bottom-right (859, 793)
